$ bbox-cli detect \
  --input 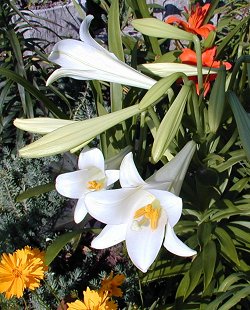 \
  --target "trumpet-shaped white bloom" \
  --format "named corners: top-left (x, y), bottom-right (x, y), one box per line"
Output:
top-left (85, 142), bottom-right (197, 272)
top-left (55, 148), bottom-right (119, 224)
top-left (46, 15), bottom-right (156, 89)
